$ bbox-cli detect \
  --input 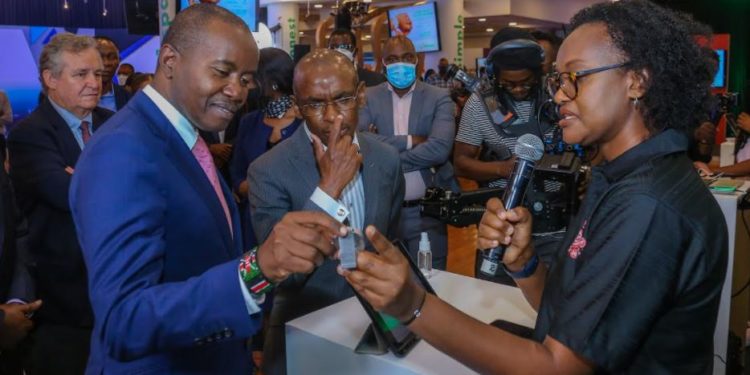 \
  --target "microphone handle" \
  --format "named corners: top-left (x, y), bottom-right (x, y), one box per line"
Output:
top-left (479, 158), bottom-right (536, 276)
